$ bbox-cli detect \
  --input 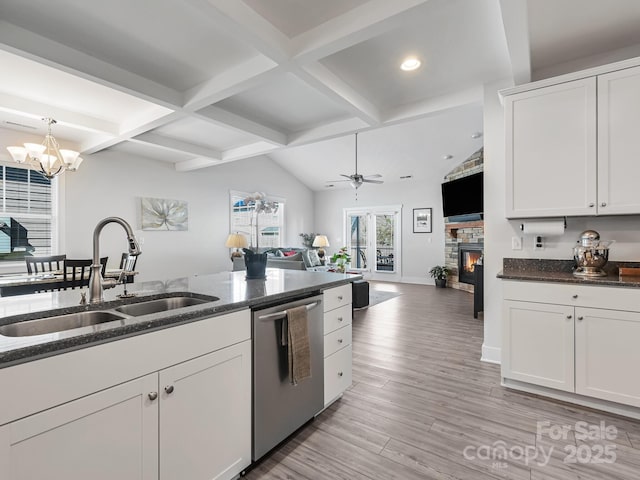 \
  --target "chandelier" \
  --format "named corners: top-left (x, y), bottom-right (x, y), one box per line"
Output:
top-left (6, 118), bottom-right (84, 179)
